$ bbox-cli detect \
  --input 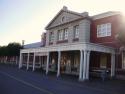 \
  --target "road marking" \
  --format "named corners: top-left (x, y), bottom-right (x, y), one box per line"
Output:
top-left (0, 71), bottom-right (55, 94)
